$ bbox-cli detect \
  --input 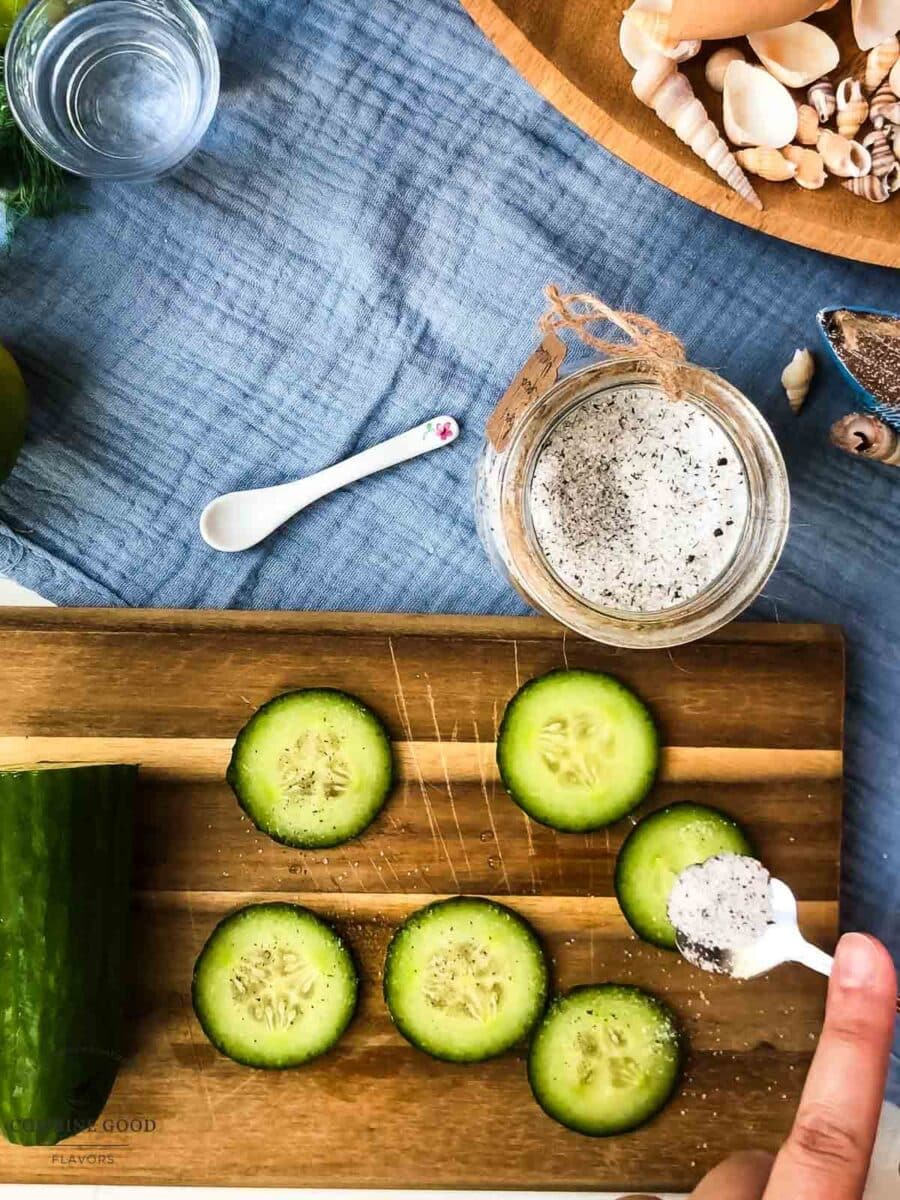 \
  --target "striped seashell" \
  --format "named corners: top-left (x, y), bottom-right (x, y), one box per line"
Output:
top-left (807, 76), bottom-right (836, 122)
top-left (796, 103), bottom-right (820, 145)
top-left (836, 78), bottom-right (869, 138)
top-left (865, 37), bottom-right (899, 93)
top-left (841, 174), bottom-right (890, 201)
top-left (863, 127), bottom-right (897, 176)
top-left (869, 81), bottom-right (900, 127)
